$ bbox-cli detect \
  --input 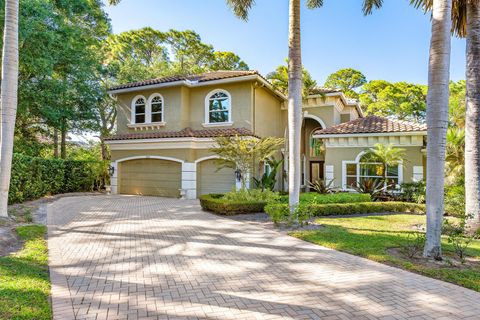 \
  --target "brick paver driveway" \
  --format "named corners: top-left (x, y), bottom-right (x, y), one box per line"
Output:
top-left (48, 196), bottom-right (480, 320)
